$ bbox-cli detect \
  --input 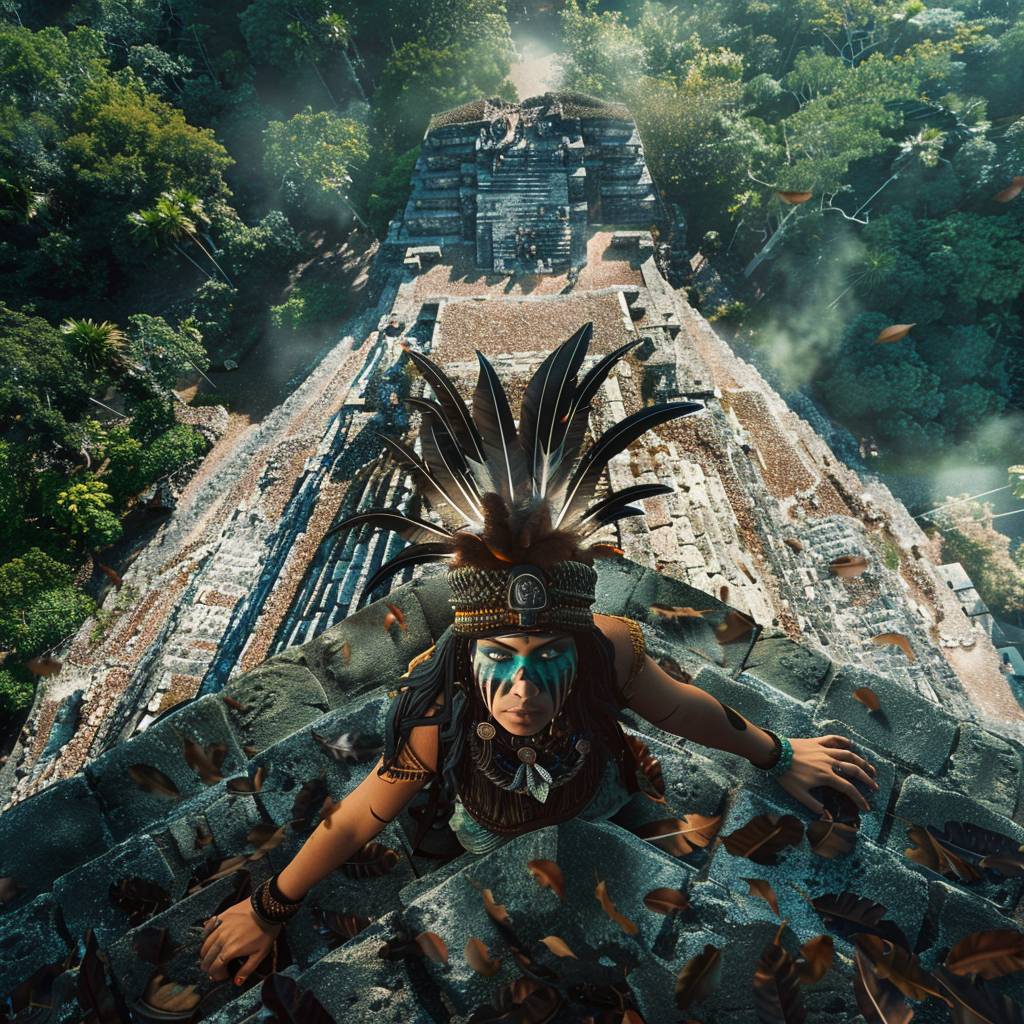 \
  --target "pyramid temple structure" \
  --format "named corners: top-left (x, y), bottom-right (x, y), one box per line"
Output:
top-left (2, 92), bottom-right (1024, 1022)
